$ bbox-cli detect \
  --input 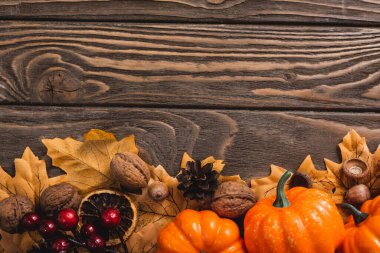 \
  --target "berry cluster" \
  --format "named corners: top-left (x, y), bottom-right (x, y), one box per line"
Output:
top-left (23, 208), bottom-right (125, 253)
